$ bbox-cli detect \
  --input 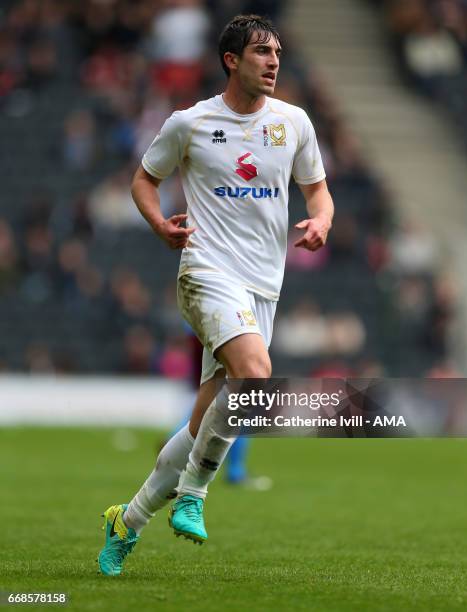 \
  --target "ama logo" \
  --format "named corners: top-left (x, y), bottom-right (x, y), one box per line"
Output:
top-left (235, 152), bottom-right (258, 181)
